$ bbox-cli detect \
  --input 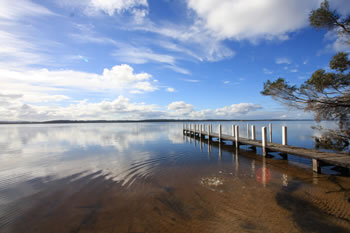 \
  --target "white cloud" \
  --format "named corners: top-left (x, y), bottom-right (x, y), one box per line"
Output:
top-left (0, 95), bottom-right (263, 121)
top-left (90, 0), bottom-right (148, 16)
top-left (163, 65), bottom-right (191, 75)
top-left (263, 68), bottom-right (273, 75)
top-left (166, 87), bottom-right (175, 92)
top-left (0, 64), bottom-right (158, 105)
top-left (131, 20), bottom-right (235, 62)
top-left (0, 0), bottom-right (55, 20)
top-left (290, 69), bottom-right (298, 73)
top-left (324, 30), bottom-right (350, 53)
top-left (112, 46), bottom-right (175, 64)
top-left (0, 0), bottom-right (58, 69)
top-left (180, 78), bottom-right (200, 83)
top-left (275, 57), bottom-right (292, 65)
top-left (0, 96), bottom-right (162, 121)
top-left (167, 101), bottom-right (262, 119)
top-left (57, 0), bottom-right (148, 17)
top-left (168, 101), bottom-right (194, 115)
top-left (214, 103), bottom-right (262, 116)
top-left (186, 0), bottom-right (321, 41)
